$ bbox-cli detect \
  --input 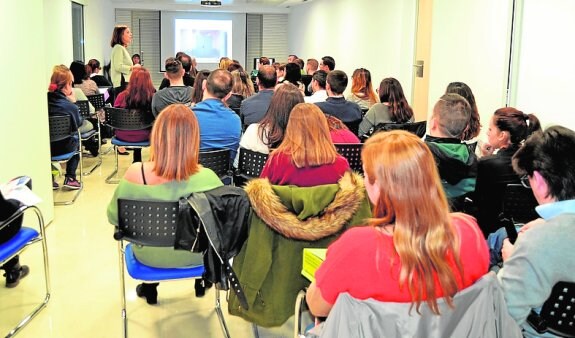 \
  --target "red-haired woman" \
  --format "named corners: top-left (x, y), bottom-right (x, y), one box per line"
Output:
top-left (346, 68), bottom-right (378, 111)
top-left (107, 104), bottom-right (223, 304)
top-left (113, 67), bottom-right (156, 162)
top-left (260, 103), bottom-right (350, 187)
top-left (306, 130), bottom-right (489, 317)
